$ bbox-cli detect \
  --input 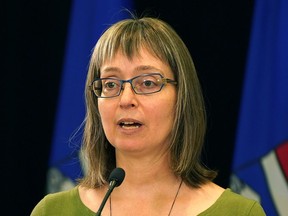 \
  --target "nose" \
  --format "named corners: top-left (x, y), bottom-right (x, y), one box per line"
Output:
top-left (118, 82), bottom-right (138, 108)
